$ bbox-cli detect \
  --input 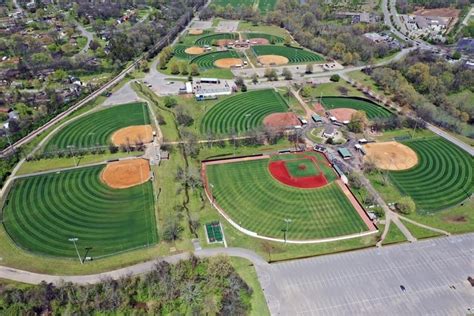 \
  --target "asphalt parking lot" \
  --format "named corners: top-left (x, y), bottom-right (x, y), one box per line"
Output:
top-left (261, 234), bottom-right (474, 315)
